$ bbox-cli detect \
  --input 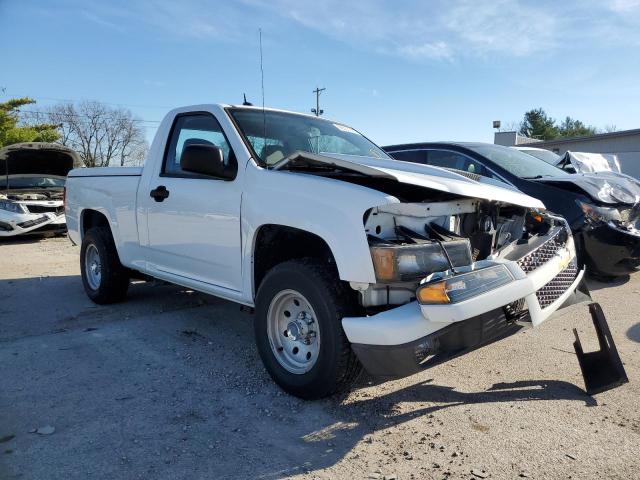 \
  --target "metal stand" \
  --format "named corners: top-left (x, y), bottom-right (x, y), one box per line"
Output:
top-left (573, 303), bottom-right (628, 395)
